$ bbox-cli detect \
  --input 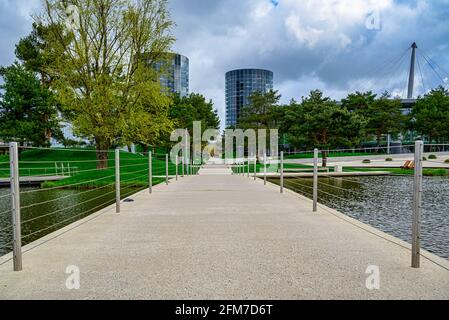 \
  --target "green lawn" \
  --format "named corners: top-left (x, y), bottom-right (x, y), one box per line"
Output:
top-left (0, 149), bottom-right (194, 188)
top-left (284, 151), bottom-right (383, 160)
